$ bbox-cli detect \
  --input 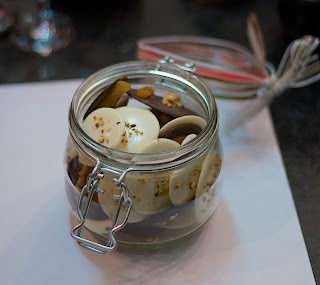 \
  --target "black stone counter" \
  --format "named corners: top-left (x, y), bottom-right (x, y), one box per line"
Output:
top-left (2, 0), bottom-right (319, 282)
